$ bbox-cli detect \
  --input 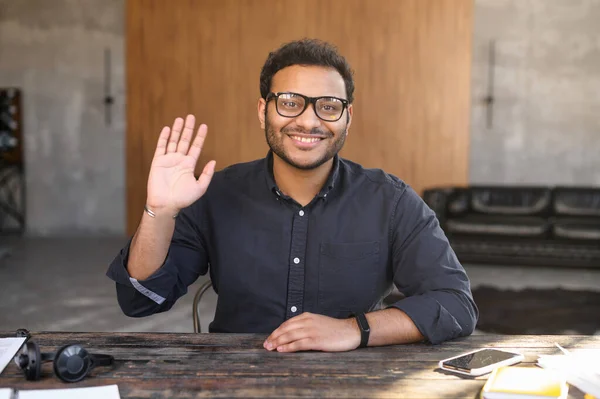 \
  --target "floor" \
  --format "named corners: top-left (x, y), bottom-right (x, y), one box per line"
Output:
top-left (0, 237), bottom-right (214, 333)
top-left (1, 236), bottom-right (599, 334)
